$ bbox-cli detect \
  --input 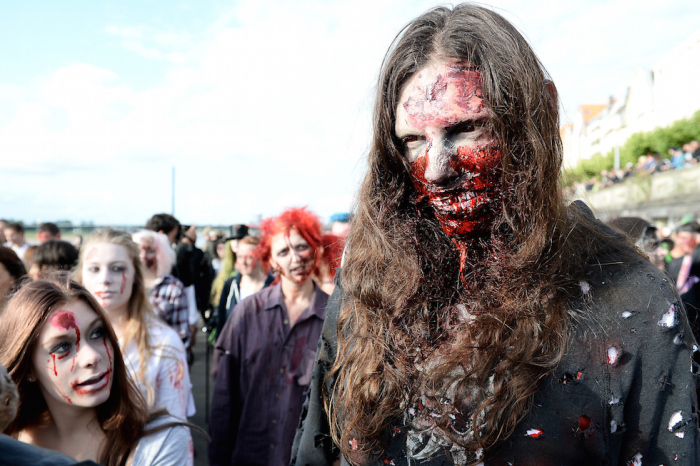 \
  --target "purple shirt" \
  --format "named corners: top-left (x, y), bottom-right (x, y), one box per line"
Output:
top-left (208, 282), bottom-right (328, 466)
